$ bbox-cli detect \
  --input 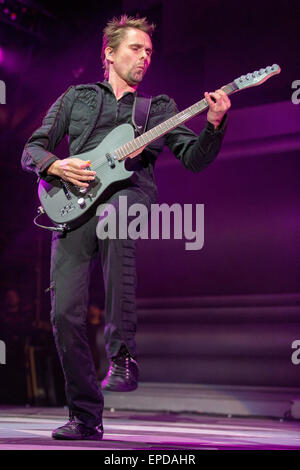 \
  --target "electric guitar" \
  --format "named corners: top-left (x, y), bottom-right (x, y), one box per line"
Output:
top-left (37, 64), bottom-right (281, 231)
